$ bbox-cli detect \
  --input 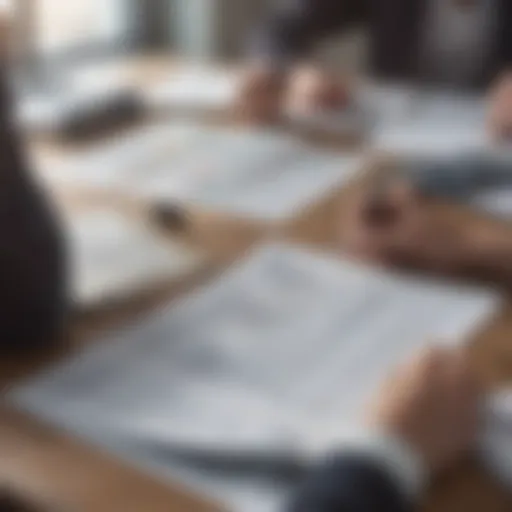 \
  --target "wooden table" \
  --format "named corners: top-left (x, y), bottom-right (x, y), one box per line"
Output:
top-left (2, 59), bottom-right (512, 511)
